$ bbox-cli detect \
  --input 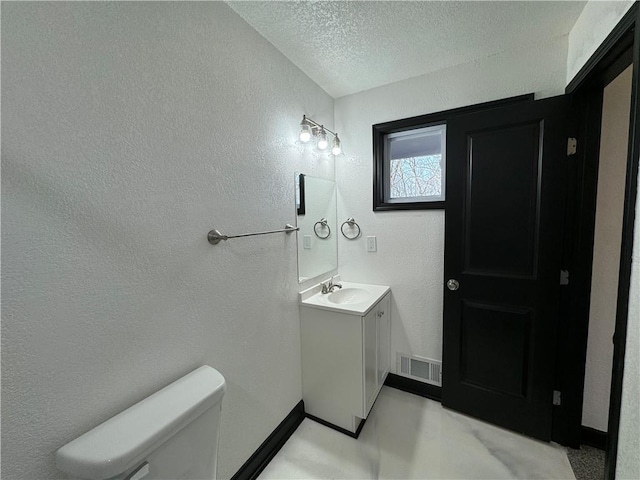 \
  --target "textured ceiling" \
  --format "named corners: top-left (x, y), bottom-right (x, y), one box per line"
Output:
top-left (228, 1), bottom-right (586, 98)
